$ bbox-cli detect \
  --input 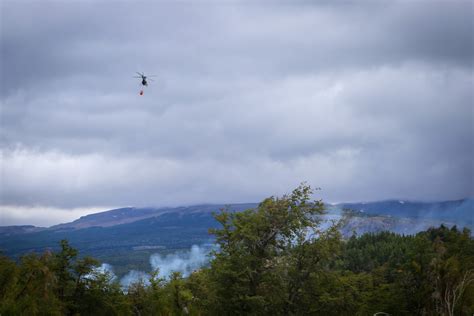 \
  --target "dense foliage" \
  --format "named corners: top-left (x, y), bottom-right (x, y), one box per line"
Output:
top-left (1, 185), bottom-right (473, 315)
